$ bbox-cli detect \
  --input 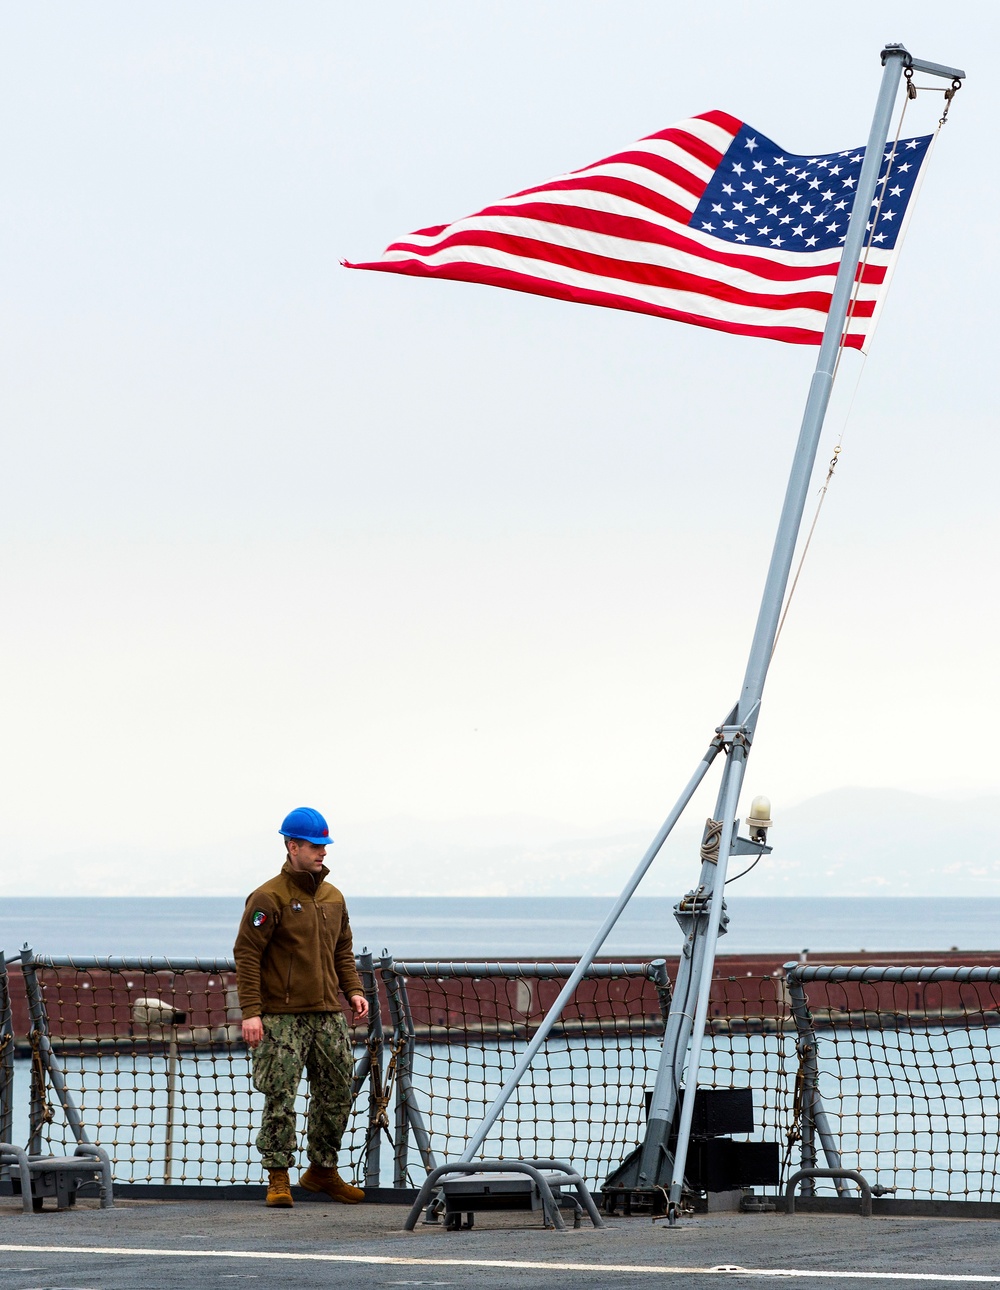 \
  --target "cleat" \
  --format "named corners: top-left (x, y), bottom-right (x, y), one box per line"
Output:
top-left (299, 1164), bottom-right (365, 1204)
